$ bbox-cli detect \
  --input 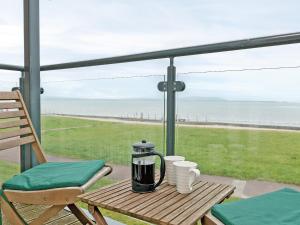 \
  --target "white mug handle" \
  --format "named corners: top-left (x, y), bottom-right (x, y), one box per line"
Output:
top-left (188, 168), bottom-right (200, 191)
